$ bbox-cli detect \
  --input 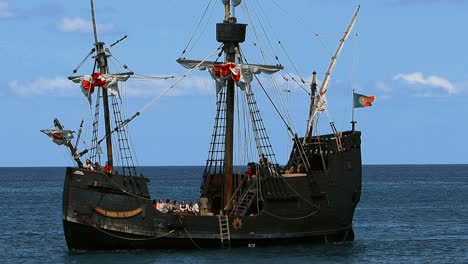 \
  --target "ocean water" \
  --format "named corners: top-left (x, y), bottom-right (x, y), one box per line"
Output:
top-left (0, 165), bottom-right (466, 263)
